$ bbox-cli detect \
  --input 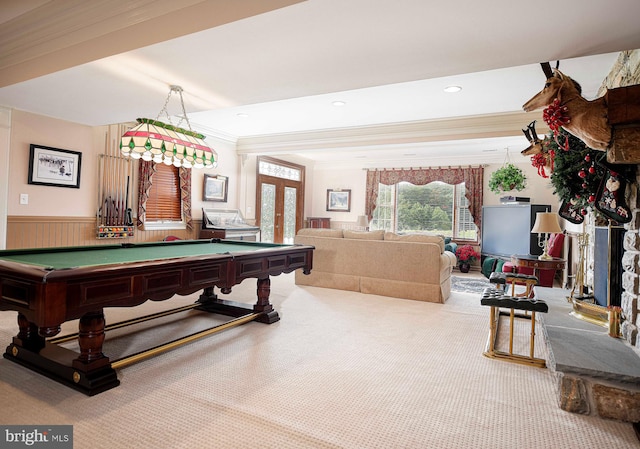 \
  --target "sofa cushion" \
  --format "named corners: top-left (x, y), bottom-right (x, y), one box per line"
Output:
top-left (444, 242), bottom-right (458, 254)
top-left (343, 230), bottom-right (385, 240)
top-left (384, 232), bottom-right (445, 253)
top-left (297, 228), bottom-right (344, 238)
